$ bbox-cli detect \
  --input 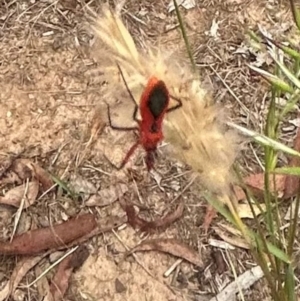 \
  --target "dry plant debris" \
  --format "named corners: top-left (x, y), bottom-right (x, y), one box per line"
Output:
top-left (208, 265), bottom-right (264, 301)
top-left (0, 254), bottom-right (47, 301)
top-left (213, 226), bottom-right (250, 250)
